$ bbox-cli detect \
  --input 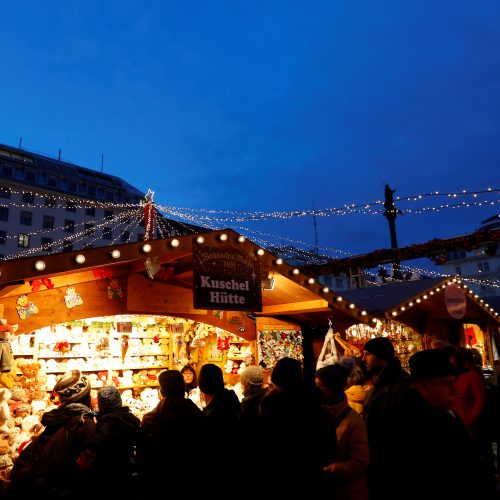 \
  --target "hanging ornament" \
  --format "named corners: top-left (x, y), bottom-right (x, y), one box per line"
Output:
top-left (121, 335), bottom-right (129, 362)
